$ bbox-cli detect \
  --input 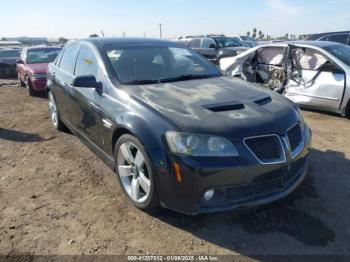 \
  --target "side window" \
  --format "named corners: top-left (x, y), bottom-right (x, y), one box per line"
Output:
top-left (75, 45), bottom-right (99, 77)
top-left (188, 39), bottom-right (201, 48)
top-left (54, 50), bottom-right (64, 66)
top-left (319, 35), bottom-right (329, 41)
top-left (202, 38), bottom-right (216, 48)
top-left (291, 48), bottom-right (328, 71)
top-left (59, 44), bottom-right (80, 75)
top-left (257, 47), bottom-right (285, 65)
top-left (328, 34), bottom-right (349, 44)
